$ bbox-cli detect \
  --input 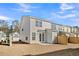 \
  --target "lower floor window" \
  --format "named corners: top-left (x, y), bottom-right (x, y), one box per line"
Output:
top-left (25, 37), bottom-right (28, 40)
top-left (39, 33), bottom-right (41, 41)
top-left (42, 33), bottom-right (44, 41)
top-left (32, 32), bottom-right (36, 40)
top-left (39, 33), bottom-right (44, 42)
top-left (32, 37), bottom-right (35, 40)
